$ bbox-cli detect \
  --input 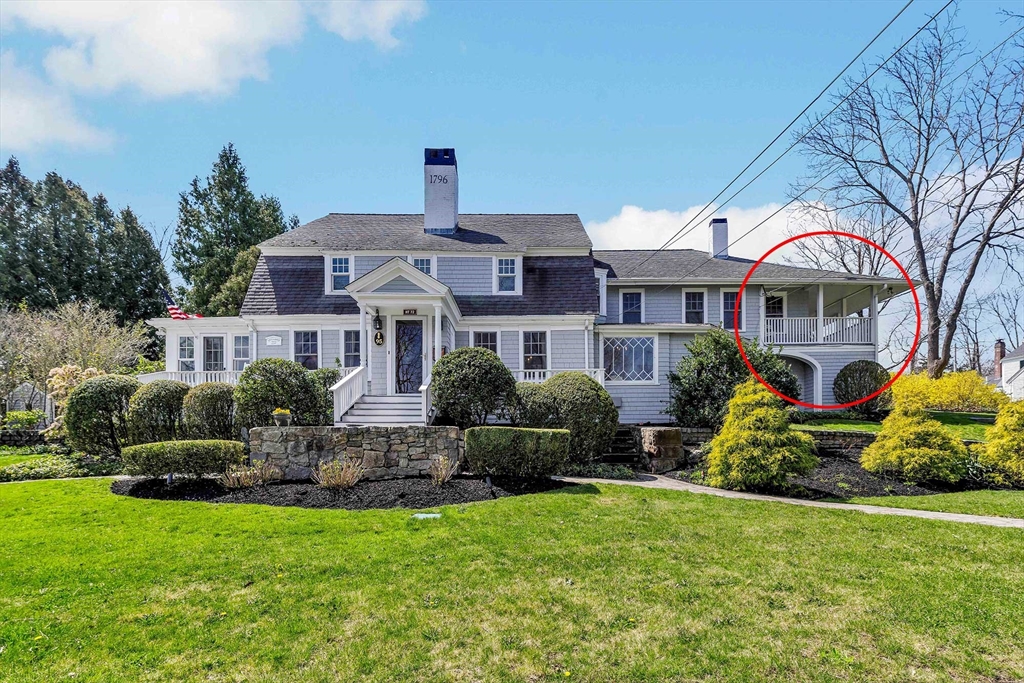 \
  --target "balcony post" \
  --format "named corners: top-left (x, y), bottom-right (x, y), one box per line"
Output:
top-left (816, 285), bottom-right (824, 343)
top-left (870, 285), bottom-right (878, 352)
top-left (759, 286), bottom-right (766, 344)
top-left (433, 305), bottom-right (443, 365)
top-left (358, 304), bottom-right (367, 367)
